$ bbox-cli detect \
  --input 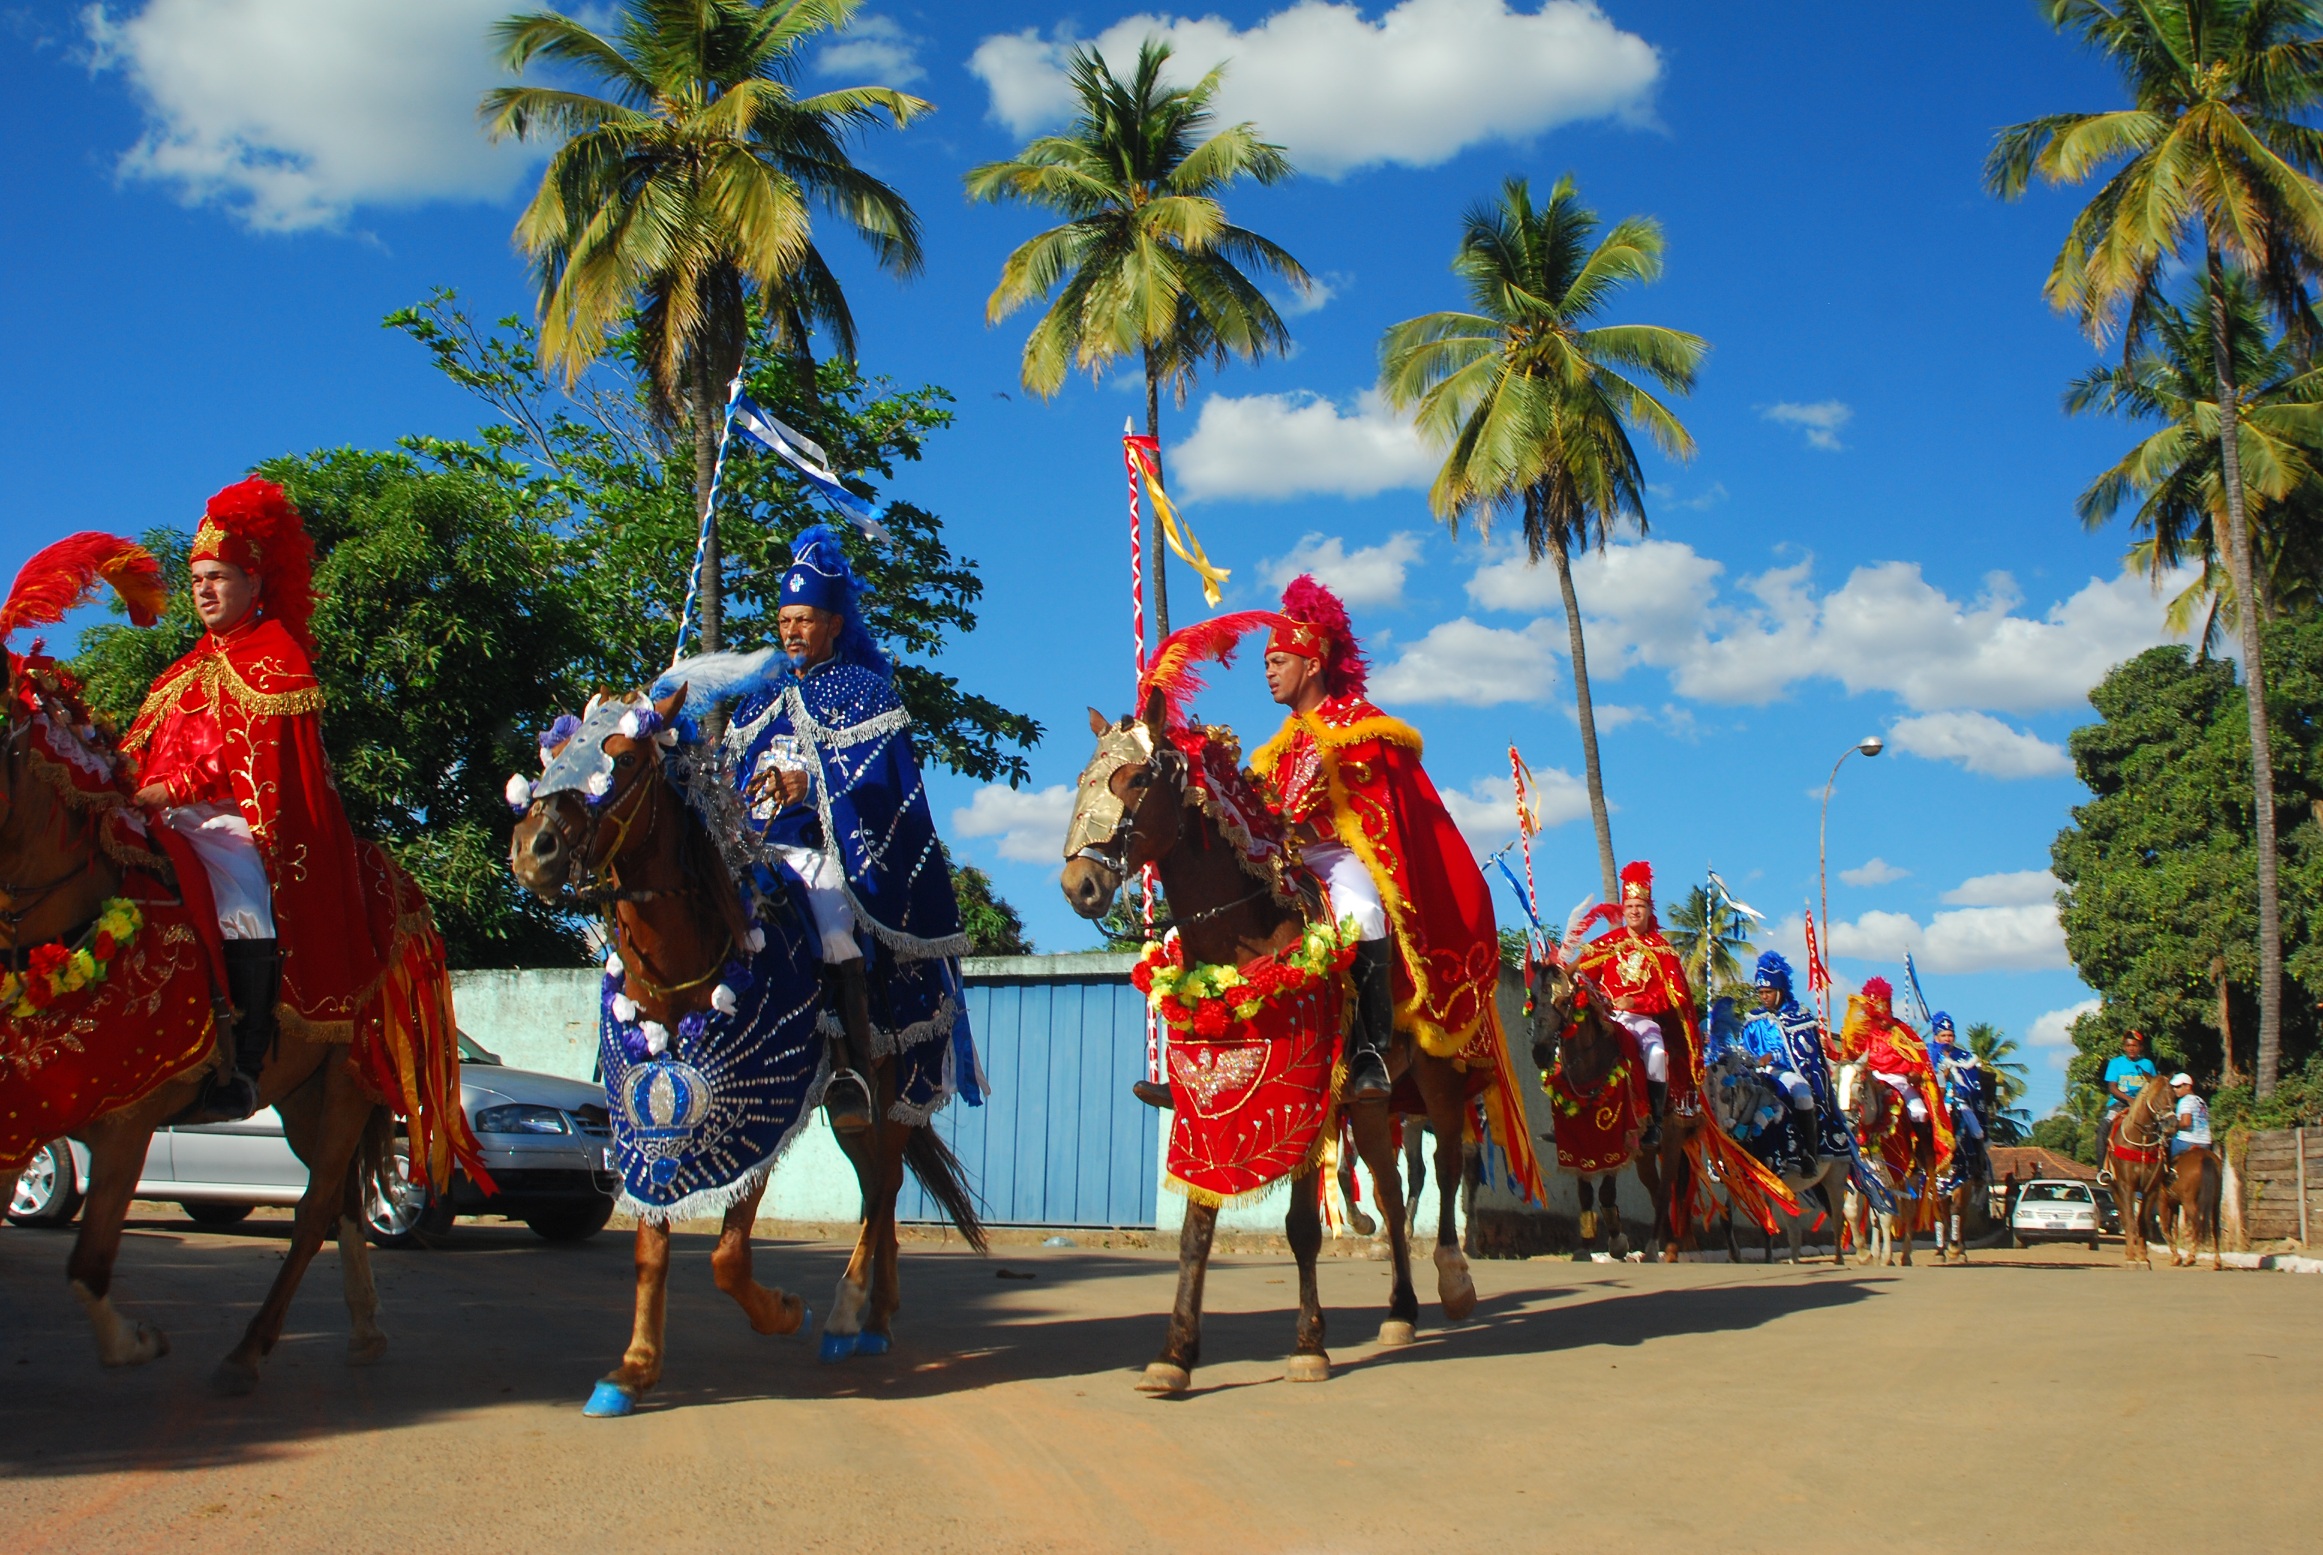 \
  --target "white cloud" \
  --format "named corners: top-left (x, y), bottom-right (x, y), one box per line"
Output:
top-left (1439, 770), bottom-right (1590, 856)
top-left (1261, 532), bottom-right (1423, 608)
top-left (1943, 869), bottom-right (2060, 908)
top-left (950, 784), bottom-right (1075, 865)
top-left (2029, 998), bottom-right (2100, 1052)
top-left (1823, 903), bottom-right (2070, 975)
top-left (1372, 618), bottom-right (1561, 706)
top-left (1840, 857), bottom-right (1909, 887)
top-left (84, 0), bottom-right (536, 231)
top-left (1273, 270), bottom-right (1347, 318)
top-left (818, 15), bottom-right (924, 83)
top-left (1464, 539), bottom-right (2195, 714)
top-left (1763, 400), bottom-right (1853, 451)
top-left (1170, 389), bottom-right (1435, 501)
top-left (1888, 710), bottom-right (2073, 779)
top-left (968, 0), bottom-right (1660, 177)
